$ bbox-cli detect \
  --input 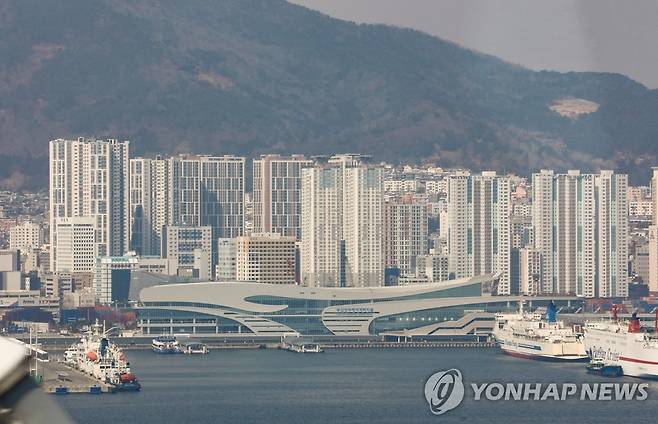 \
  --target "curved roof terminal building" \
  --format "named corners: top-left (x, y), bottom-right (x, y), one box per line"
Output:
top-left (137, 274), bottom-right (582, 338)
